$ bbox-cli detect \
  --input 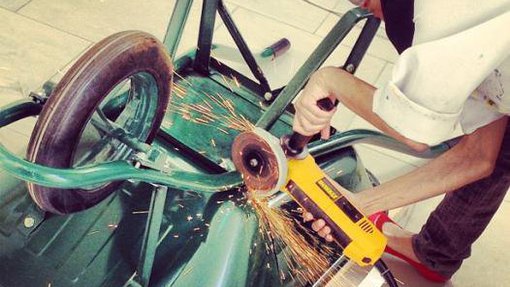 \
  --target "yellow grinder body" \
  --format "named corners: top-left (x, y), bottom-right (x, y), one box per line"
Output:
top-left (231, 128), bottom-right (386, 266)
